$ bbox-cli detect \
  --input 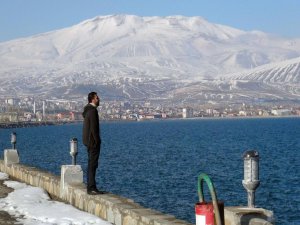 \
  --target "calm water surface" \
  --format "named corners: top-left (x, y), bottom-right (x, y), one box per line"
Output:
top-left (0, 118), bottom-right (299, 224)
